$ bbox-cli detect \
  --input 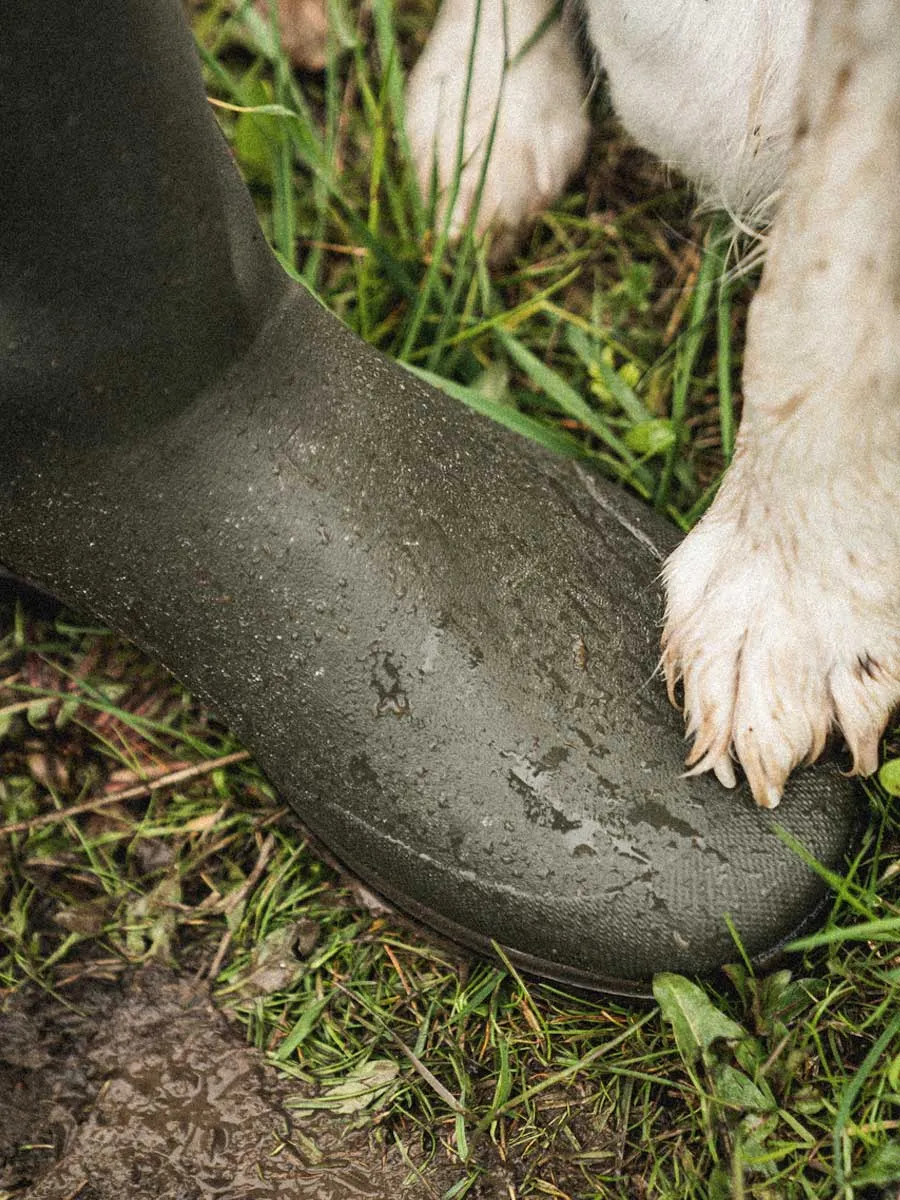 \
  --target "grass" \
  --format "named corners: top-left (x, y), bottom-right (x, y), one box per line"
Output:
top-left (1, 2), bottom-right (898, 1197)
